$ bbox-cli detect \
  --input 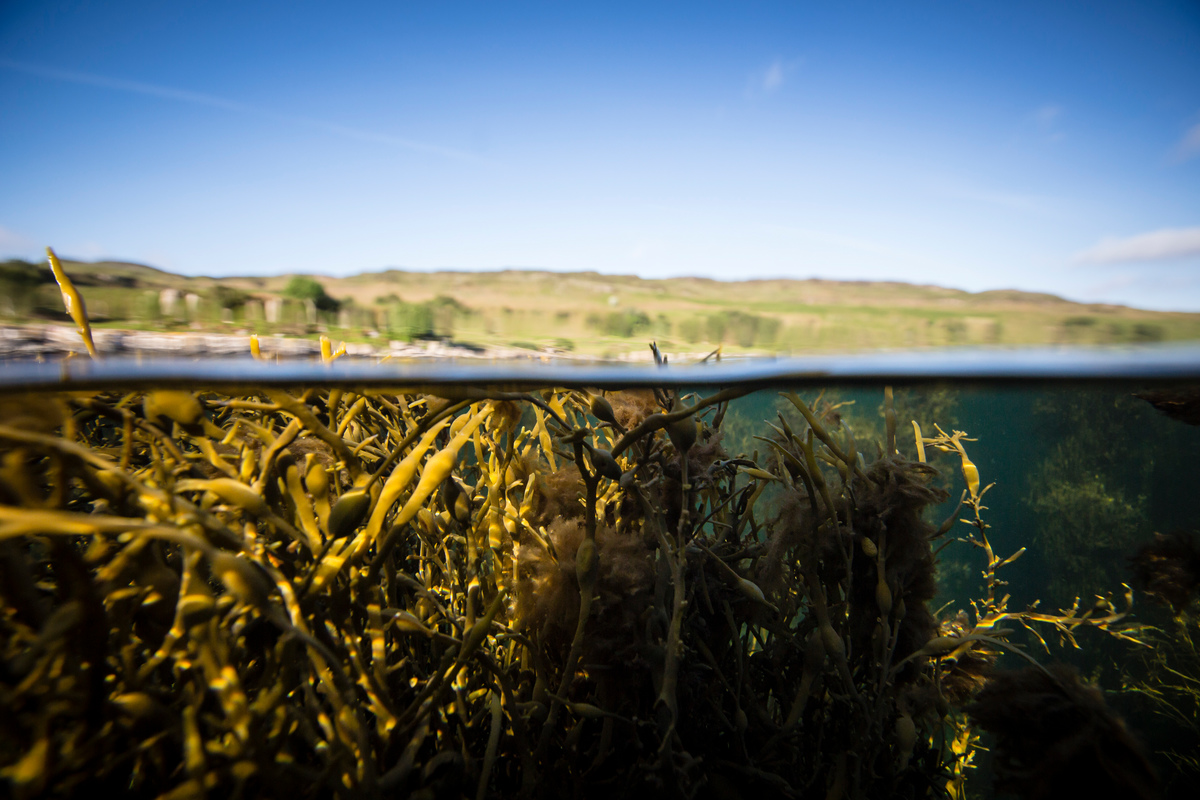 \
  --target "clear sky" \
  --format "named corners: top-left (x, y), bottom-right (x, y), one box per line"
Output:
top-left (2, 1), bottom-right (1198, 310)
